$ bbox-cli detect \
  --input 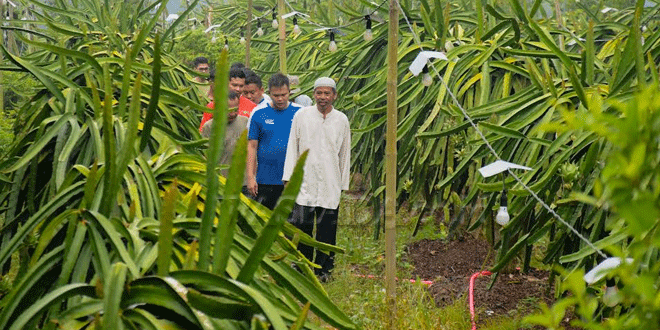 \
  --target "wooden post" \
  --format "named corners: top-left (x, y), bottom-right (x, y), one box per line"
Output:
top-left (555, 0), bottom-right (566, 80)
top-left (475, 0), bottom-right (483, 43)
top-left (246, 0), bottom-right (252, 67)
top-left (206, 6), bottom-right (211, 28)
top-left (7, 3), bottom-right (16, 53)
top-left (0, 1), bottom-right (5, 114)
top-left (277, 0), bottom-right (287, 74)
top-left (385, 0), bottom-right (399, 328)
top-left (184, 0), bottom-right (190, 30)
